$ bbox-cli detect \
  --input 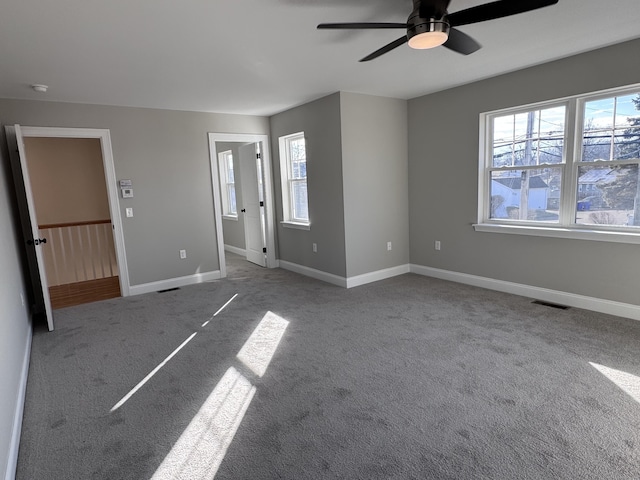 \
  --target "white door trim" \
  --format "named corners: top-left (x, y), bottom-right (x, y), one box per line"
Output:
top-left (208, 133), bottom-right (277, 275)
top-left (18, 126), bottom-right (130, 297)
